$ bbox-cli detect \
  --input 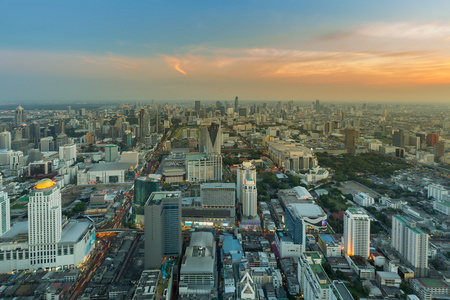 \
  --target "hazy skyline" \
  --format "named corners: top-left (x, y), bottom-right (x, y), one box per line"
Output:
top-left (2, 1), bottom-right (450, 103)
